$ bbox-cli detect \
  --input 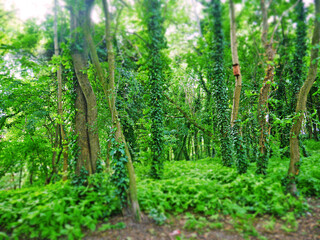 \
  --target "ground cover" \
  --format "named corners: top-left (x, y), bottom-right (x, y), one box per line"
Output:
top-left (0, 140), bottom-right (319, 239)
